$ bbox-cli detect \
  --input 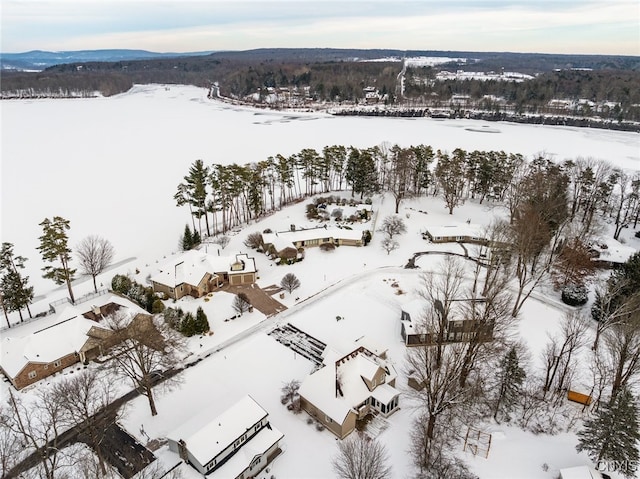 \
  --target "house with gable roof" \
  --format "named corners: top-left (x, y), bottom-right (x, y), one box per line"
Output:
top-left (150, 250), bottom-right (257, 300)
top-left (166, 395), bottom-right (283, 478)
top-left (298, 343), bottom-right (399, 438)
top-left (0, 293), bottom-right (143, 389)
